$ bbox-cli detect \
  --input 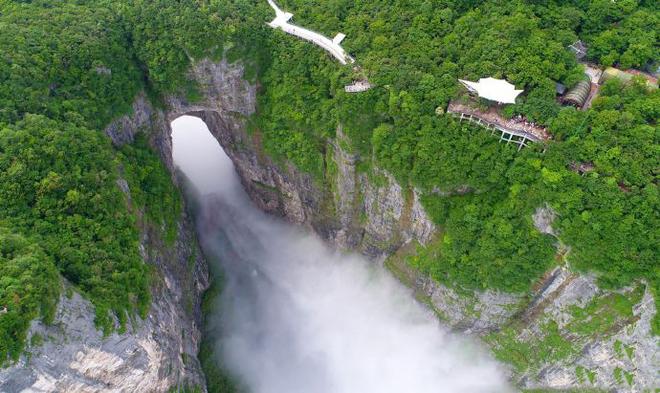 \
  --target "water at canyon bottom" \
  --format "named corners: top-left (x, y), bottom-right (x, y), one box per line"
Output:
top-left (172, 115), bottom-right (513, 393)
